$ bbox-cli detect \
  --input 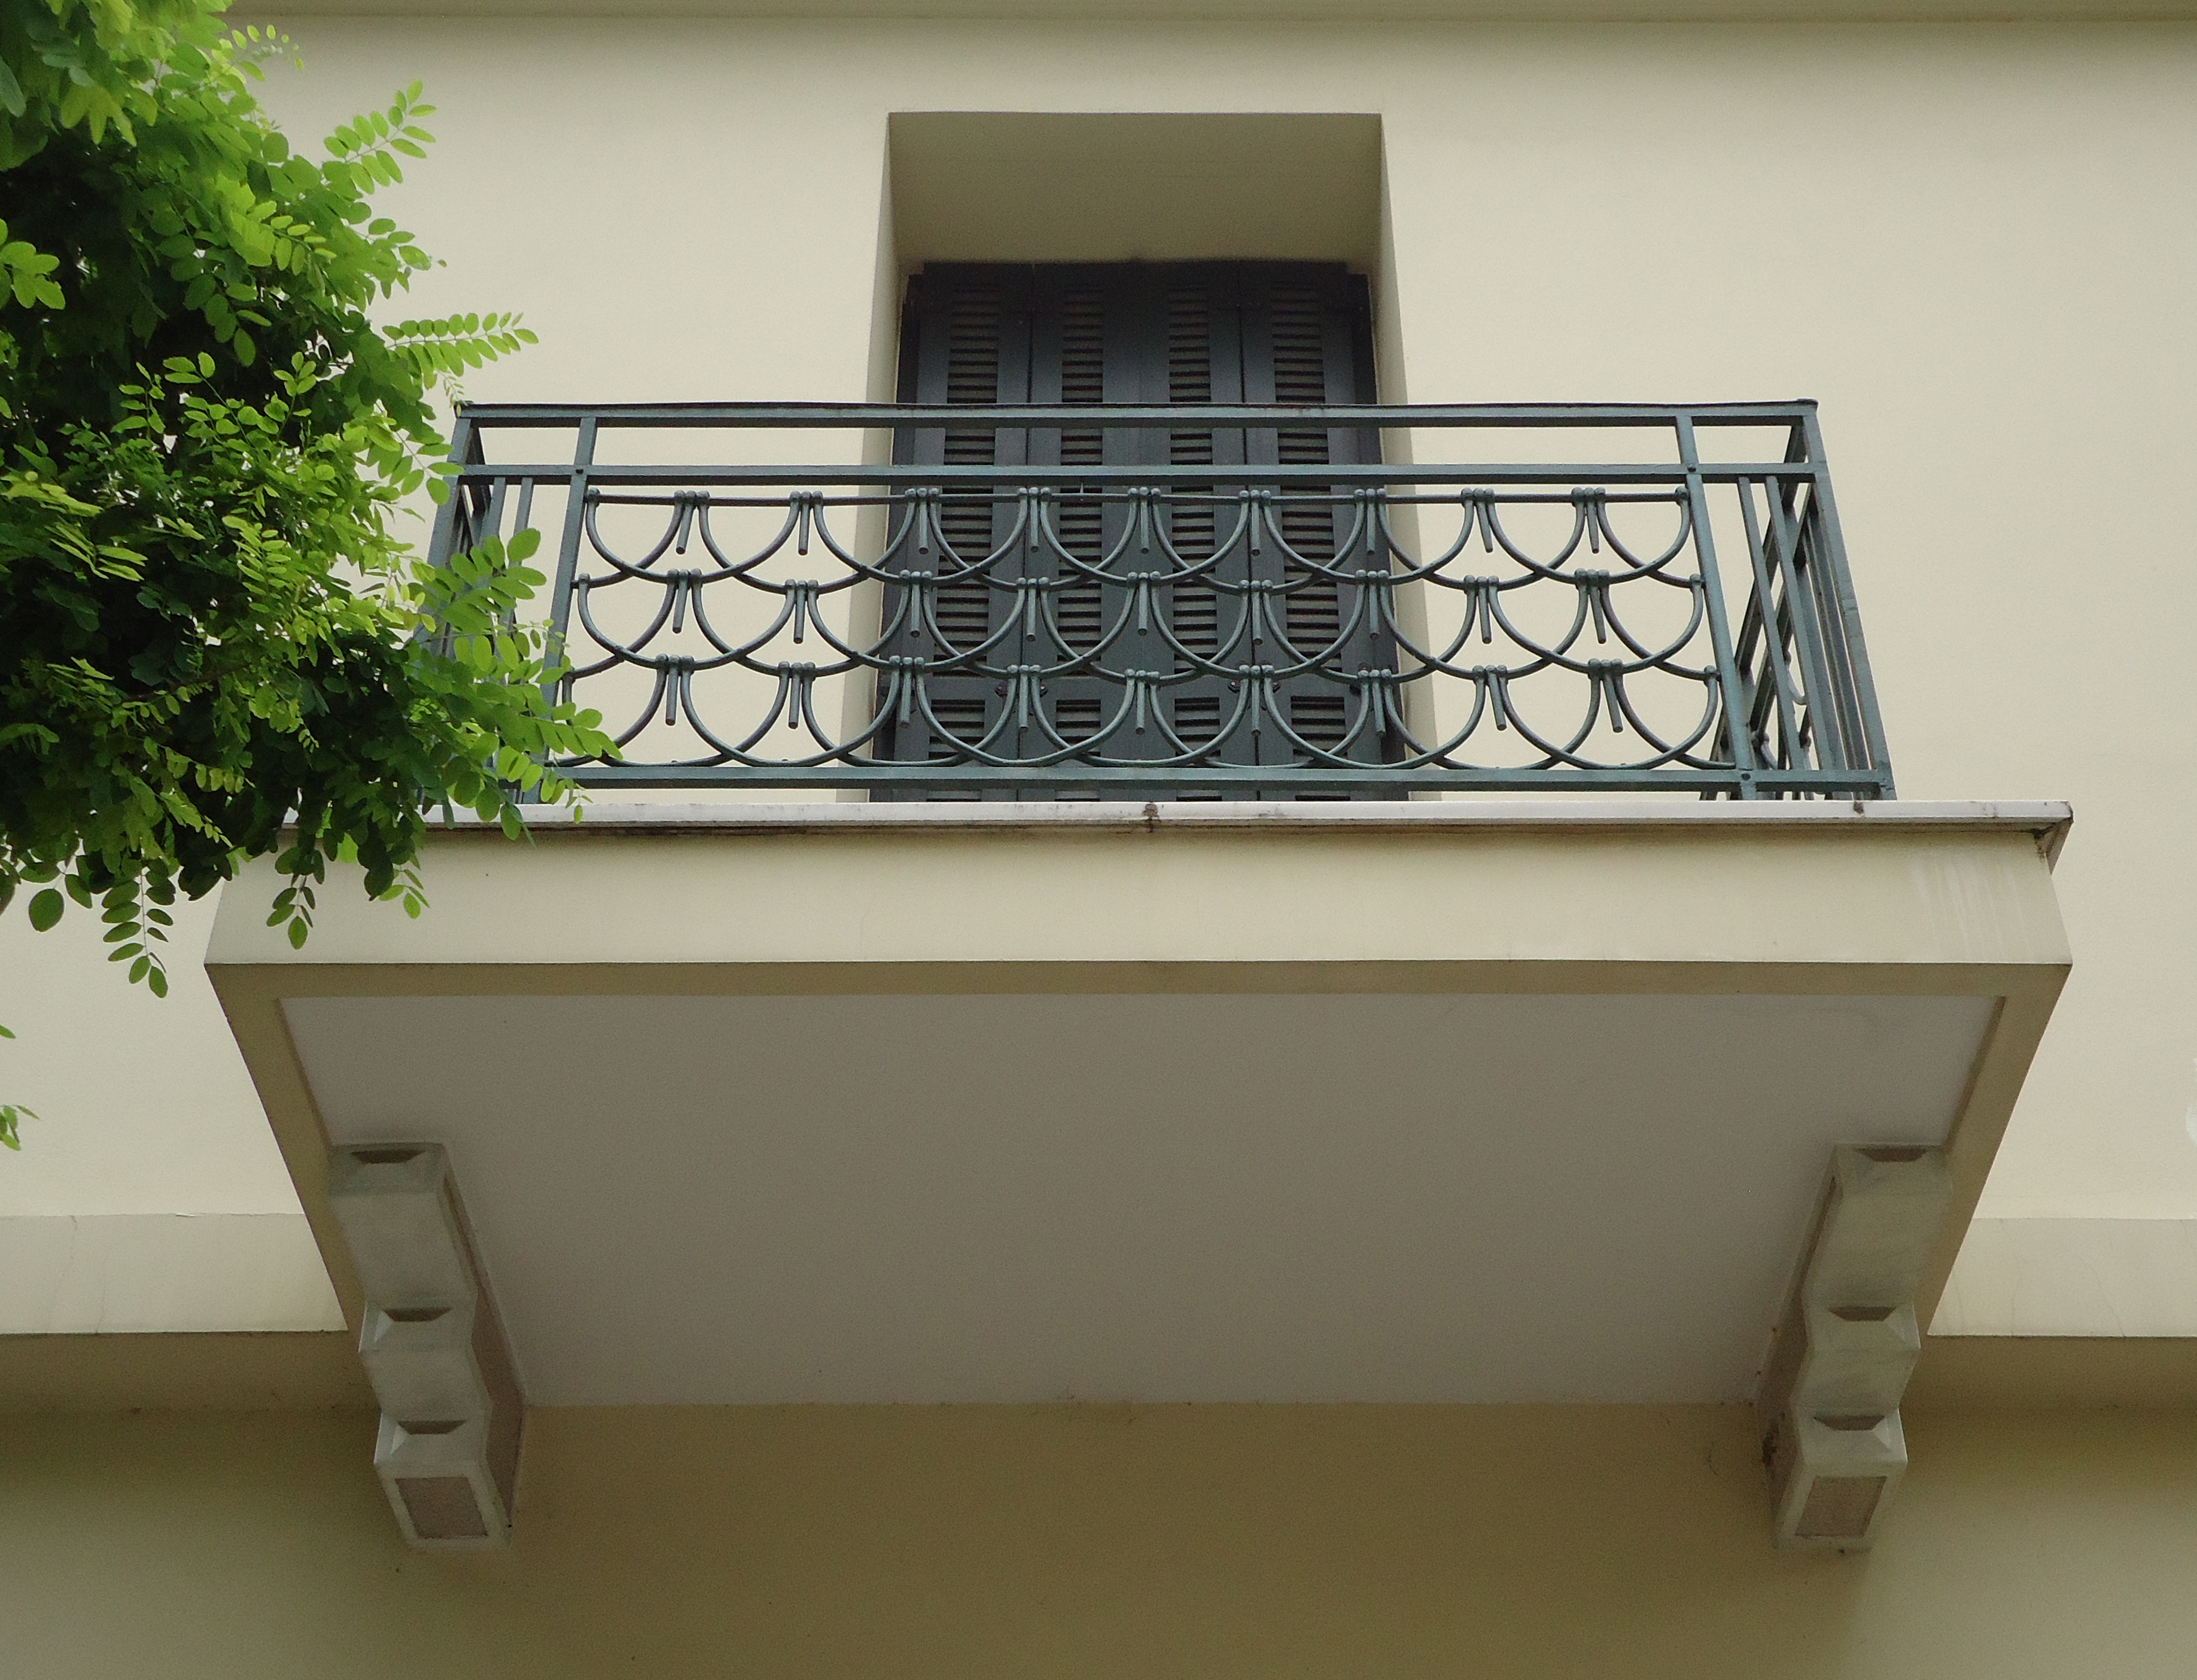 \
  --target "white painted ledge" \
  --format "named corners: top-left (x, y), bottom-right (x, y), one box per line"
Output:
top-left (0, 1214), bottom-right (345, 1335)
top-left (1930, 1219), bottom-right (2197, 1337)
top-left (458, 798), bottom-right (2074, 863)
